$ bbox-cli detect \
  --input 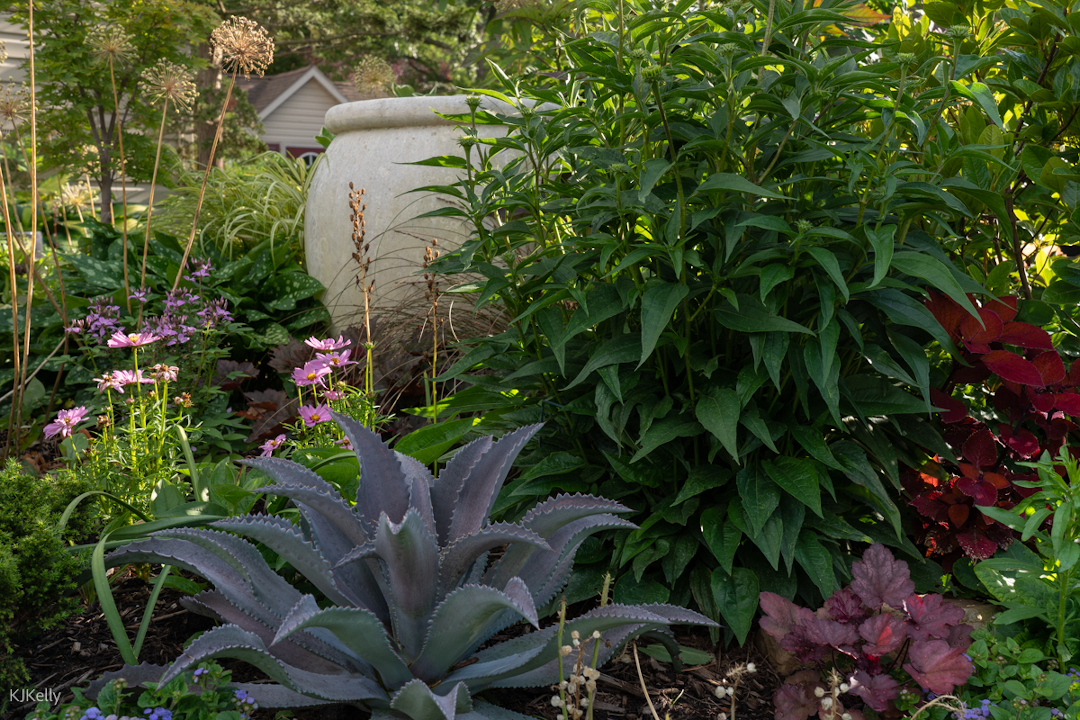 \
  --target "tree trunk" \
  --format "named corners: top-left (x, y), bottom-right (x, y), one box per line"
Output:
top-left (98, 147), bottom-right (113, 225)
